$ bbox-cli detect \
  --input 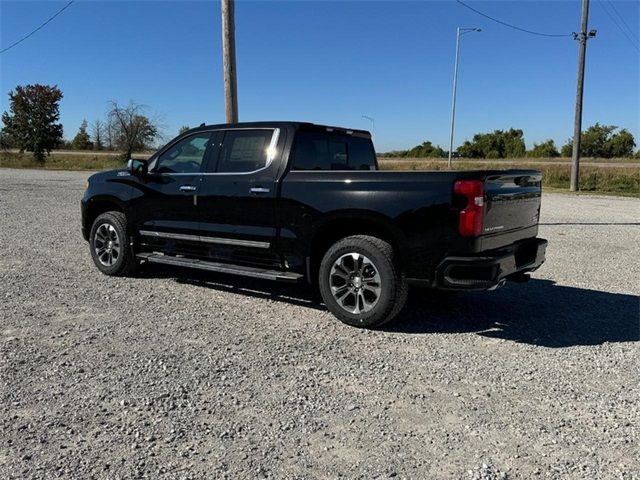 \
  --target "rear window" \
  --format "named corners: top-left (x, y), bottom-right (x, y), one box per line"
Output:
top-left (292, 132), bottom-right (376, 171)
